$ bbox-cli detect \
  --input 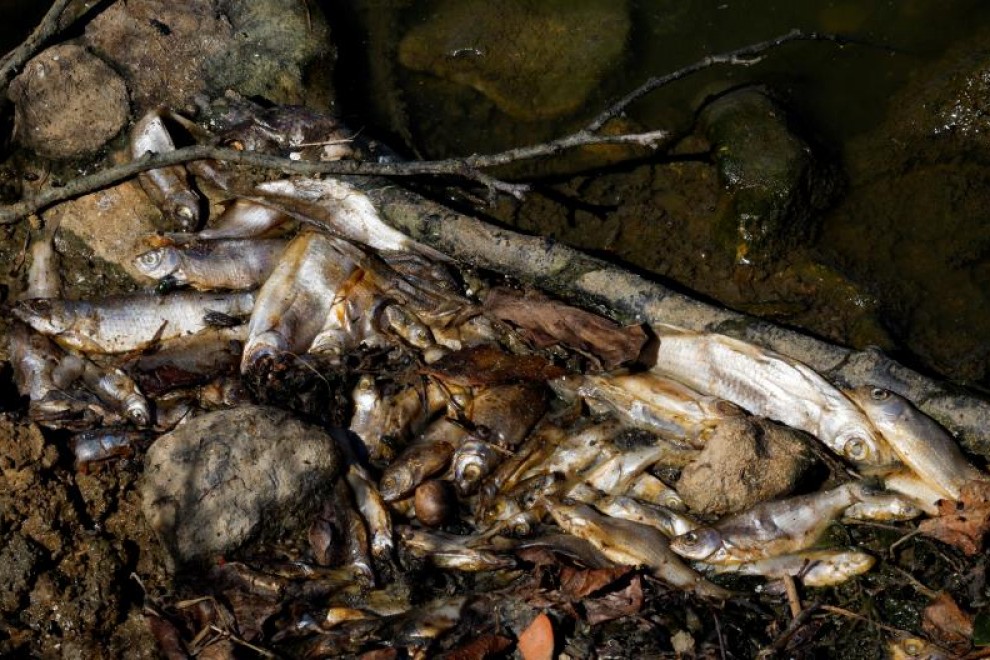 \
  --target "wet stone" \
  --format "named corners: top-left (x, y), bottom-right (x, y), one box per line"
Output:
top-left (398, 0), bottom-right (629, 120)
top-left (676, 417), bottom-right (816, 515)
top-left (141, 405), bottom-right (341, 567)
top-left (700, 87), bottom-right (840, 266)
top-left (0, 531), bottom-right (41, 613)
top-left (8, 44), bottom-right (129, 159)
